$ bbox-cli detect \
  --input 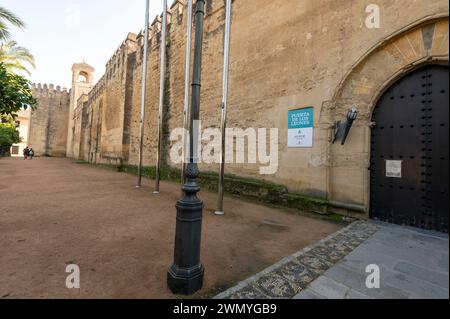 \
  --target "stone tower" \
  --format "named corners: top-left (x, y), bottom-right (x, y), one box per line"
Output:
top-left (29, 84), bottom-right (70, 156)
top-left (66, 62), bottom-right (95, 158)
